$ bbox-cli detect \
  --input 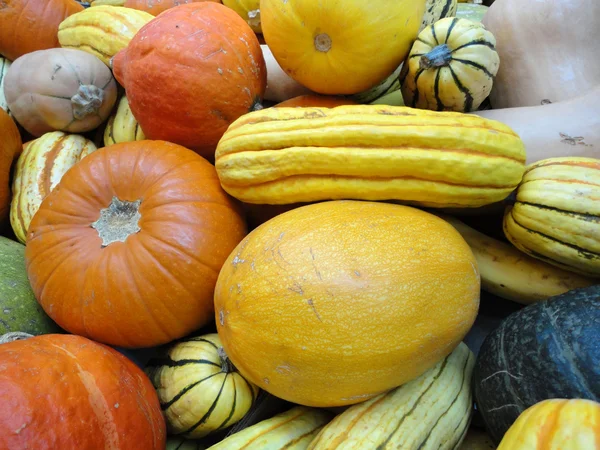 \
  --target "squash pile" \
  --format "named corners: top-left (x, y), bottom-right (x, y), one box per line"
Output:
top-left (0, 0), bottom-right (599, 449)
